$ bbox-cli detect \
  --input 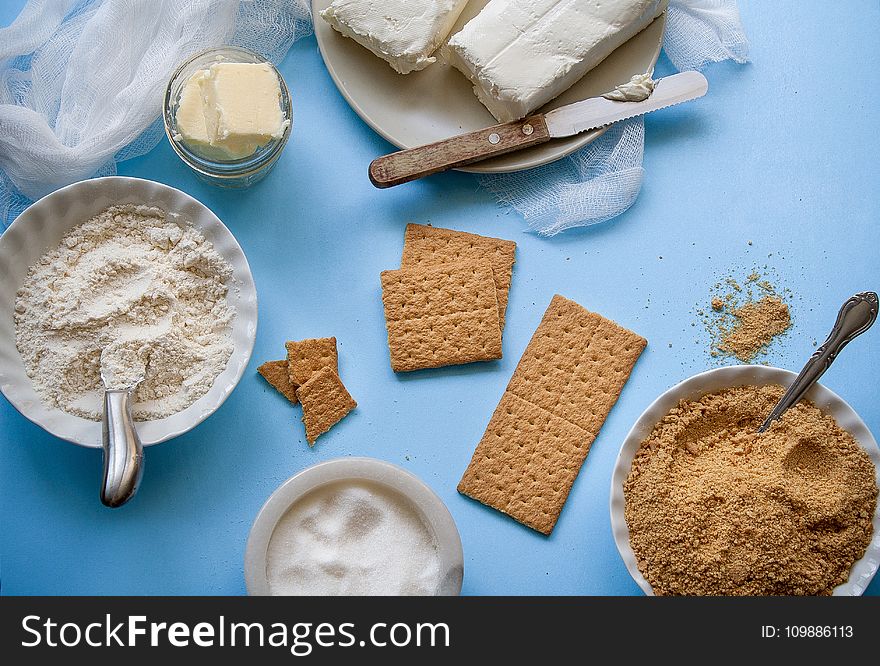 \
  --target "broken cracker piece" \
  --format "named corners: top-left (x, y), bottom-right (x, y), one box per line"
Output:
top-left (257, 360), bottom-right (299, 405)
top-left (380, 260), bottom-right (502, 372)
top-left (296, 367), bottom-right (357, 445)
top-left (285, 337), bottom-right (339, 386)
top-left (401, 223), bottom-right (516, 330)
top-left (458, 294), bottom-right (646, 535)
